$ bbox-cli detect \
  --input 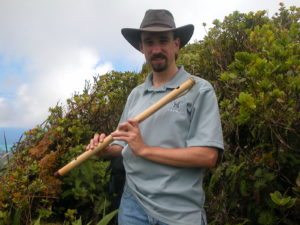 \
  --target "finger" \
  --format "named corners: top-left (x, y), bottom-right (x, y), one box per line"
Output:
top-left (111, 135), bottom-right (129, 142)
top-left (89, 138), bottom-right (95, 149)
top-left (93, 133), bottom-right (100, 142)
top-left (99, 133), bottom-right (106, 142)
top-left (111, 130), bottom-right (130, 138)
